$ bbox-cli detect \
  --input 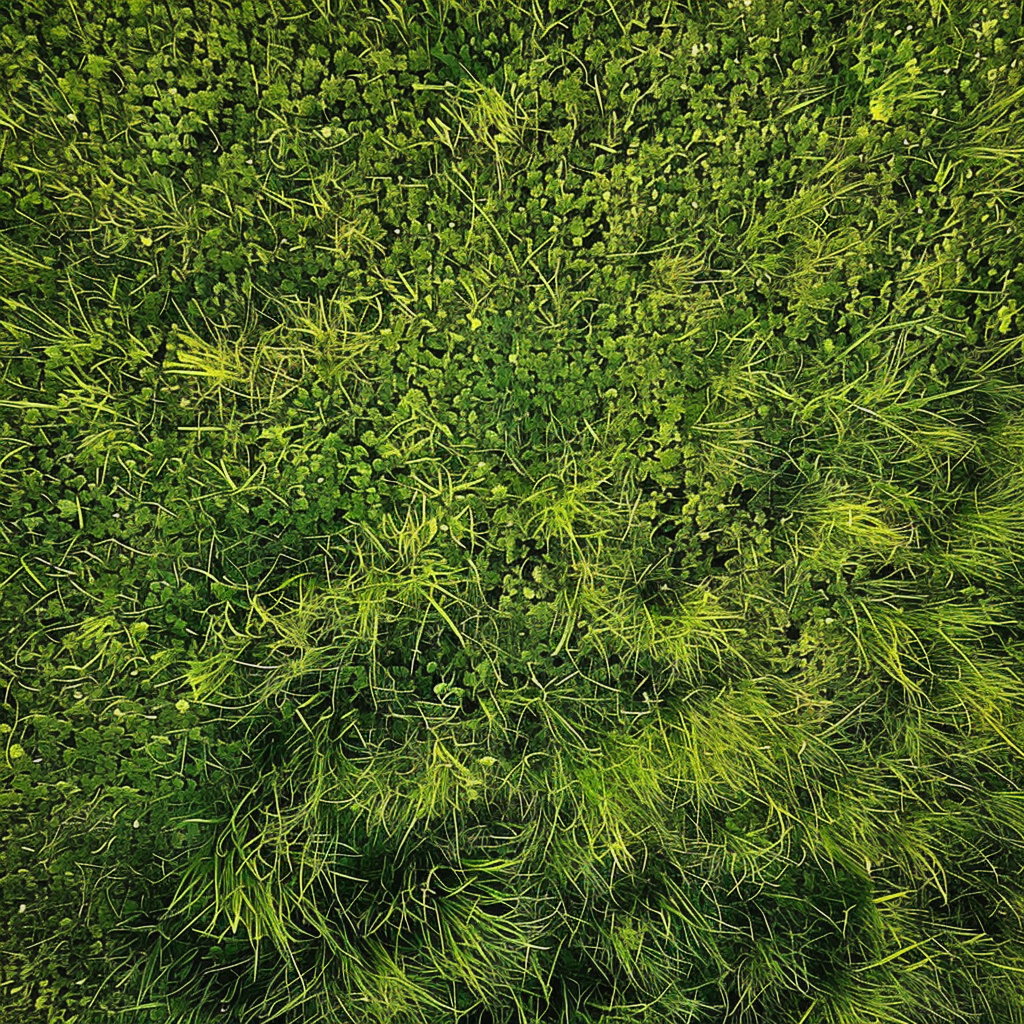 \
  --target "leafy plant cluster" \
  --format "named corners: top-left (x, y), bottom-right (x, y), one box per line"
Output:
top-left (2, 0), bottom-right (1024, 1022)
